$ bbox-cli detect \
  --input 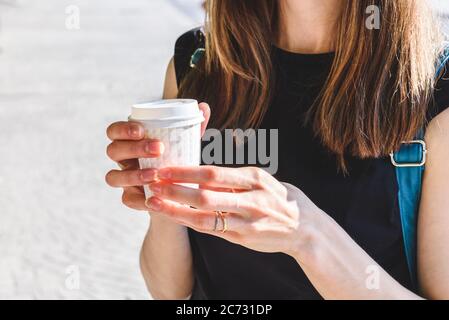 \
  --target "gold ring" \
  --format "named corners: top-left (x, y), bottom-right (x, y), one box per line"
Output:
top-left (217, 211), bottom-right (228, 233)
top-left (221, 214), bottom-right (228, 233)
top-left (213, 211), bottom-right (219, 232)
